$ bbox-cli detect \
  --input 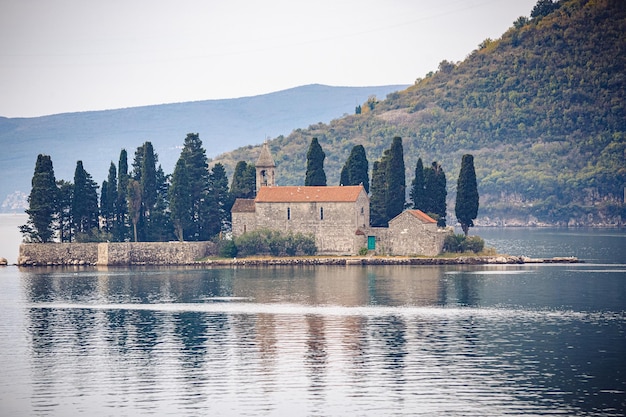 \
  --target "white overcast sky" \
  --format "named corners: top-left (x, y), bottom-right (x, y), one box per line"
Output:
top-left (0, 0), bottom-right (537, 117)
